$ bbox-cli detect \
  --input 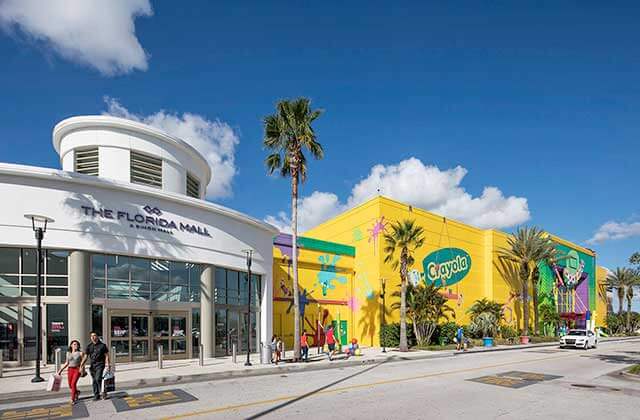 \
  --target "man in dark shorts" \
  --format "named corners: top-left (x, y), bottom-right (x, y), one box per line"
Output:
top-left (81, 332), bottom-right (110, 400)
